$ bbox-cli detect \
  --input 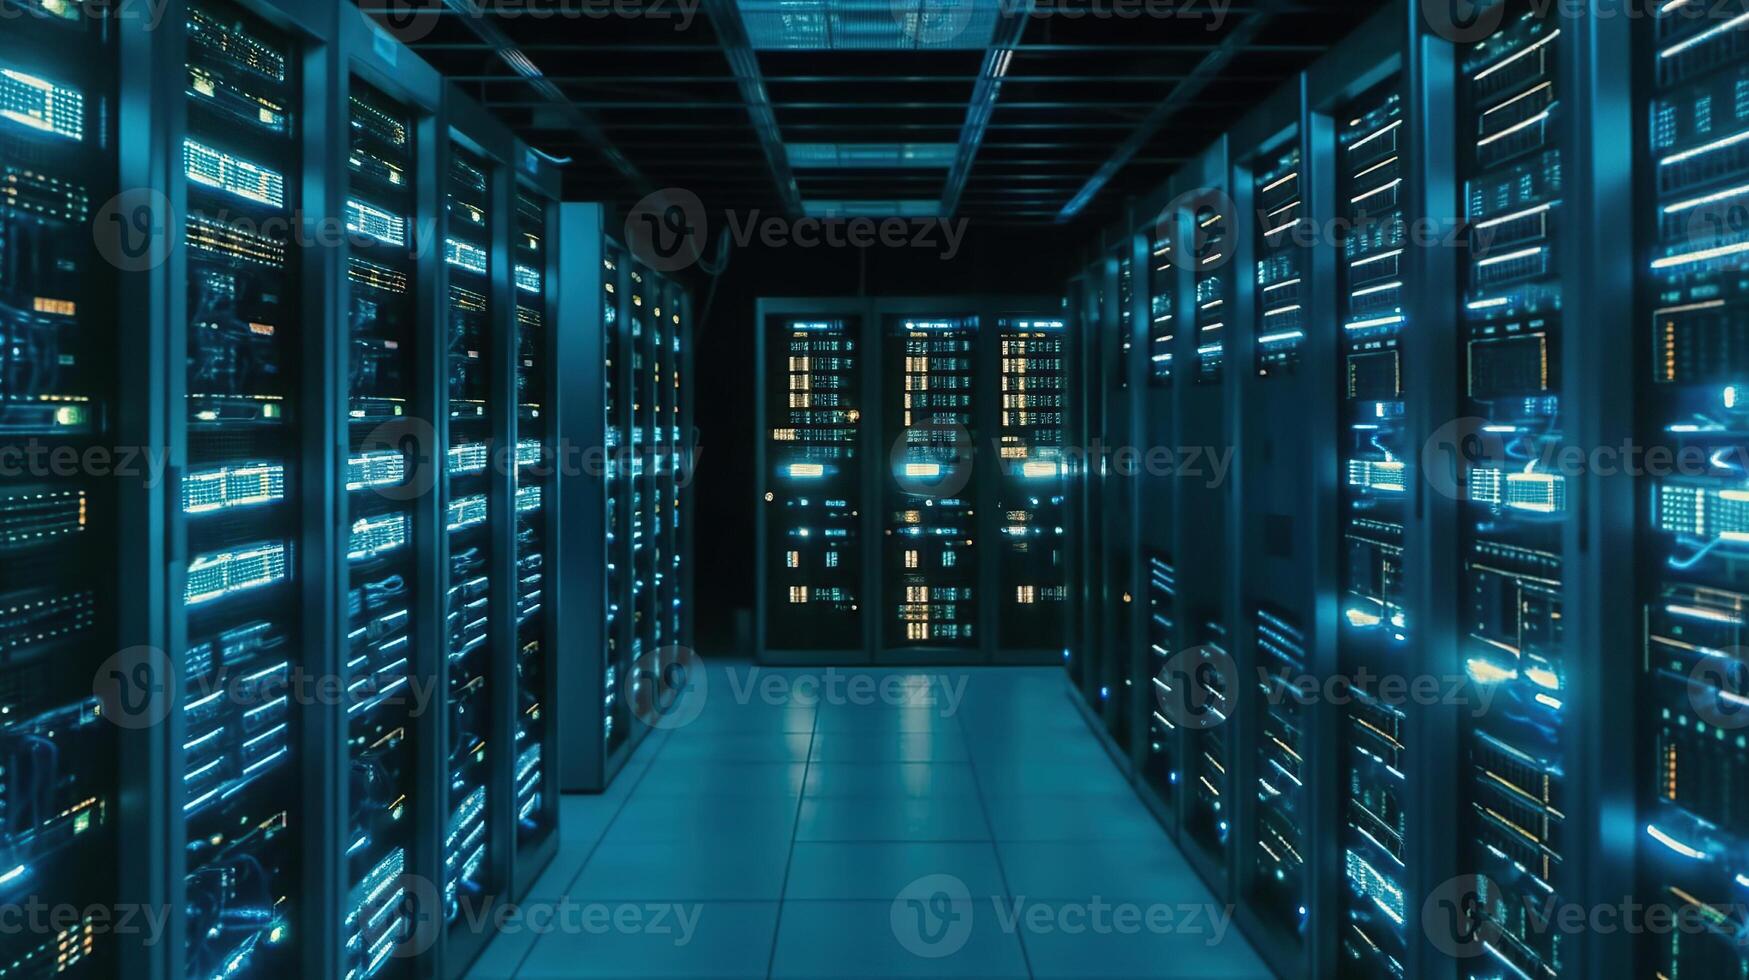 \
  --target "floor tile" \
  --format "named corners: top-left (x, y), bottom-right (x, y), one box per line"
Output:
top-left (785, 842), bottom-right (1008, 900)
top-left (808, 730), bottom-right (970, 762)
top-left (804, 762), bottom-right (980, 798)
top-left (770, 901), bottom-right (1027, 978)
top-left (796, 797), bottom-right (991, 842)
top-left (574, 840), bottom-right (789, 900)
top-left (513, 901), bottom-right (779, 978)
top-left (660, 731), bottom-right (814, 762)
top-left (632, 761), bottom-right (807, 798)
top-left (984, 793), bottom-right (1166, 842)
top-left (996, 840), bottom-right (1208, 902)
